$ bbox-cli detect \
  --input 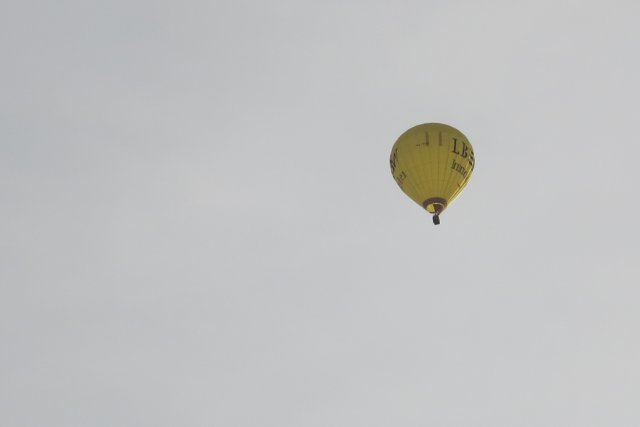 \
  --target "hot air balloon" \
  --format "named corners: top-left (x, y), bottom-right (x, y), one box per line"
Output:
top-left (390, 123), bottom-right (474, 225)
